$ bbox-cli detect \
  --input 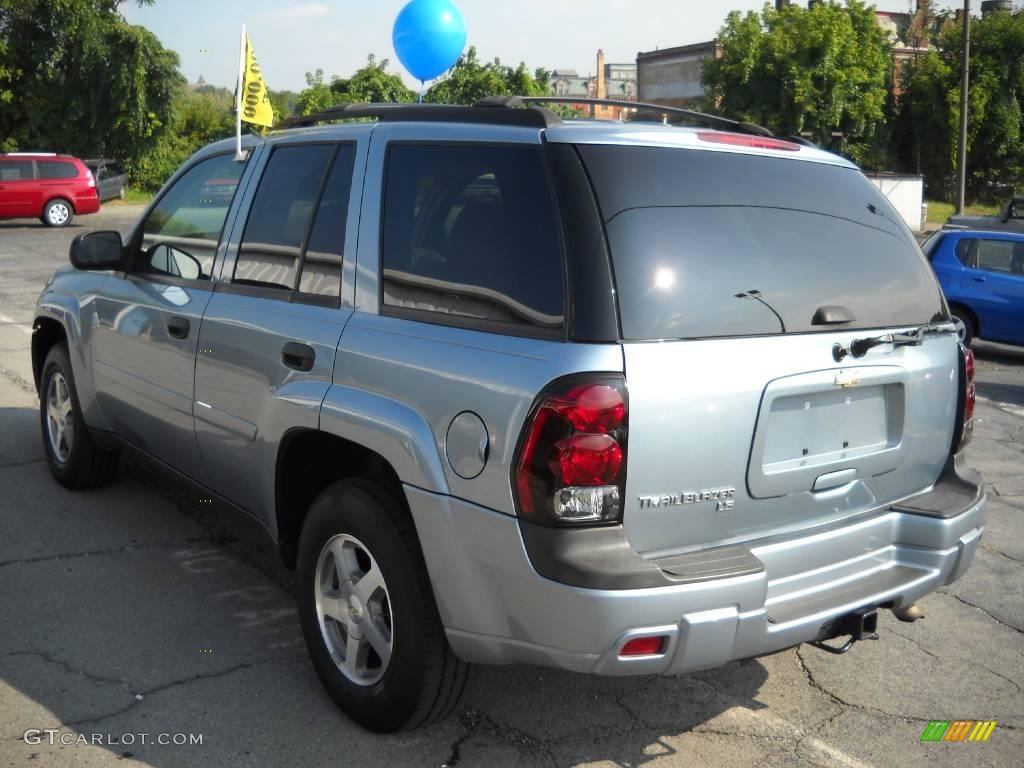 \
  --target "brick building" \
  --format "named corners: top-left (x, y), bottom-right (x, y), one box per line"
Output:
top-left (636, 1), bottom-right (953, 107)
top-left (551, 50), bottom-right (637, 119)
